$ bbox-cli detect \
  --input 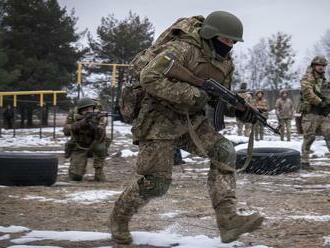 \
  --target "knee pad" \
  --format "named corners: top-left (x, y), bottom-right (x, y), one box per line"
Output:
top-left (212, 138), bottom-right (236, 167)
top-left (137, 175), bottom-right (172, 199)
